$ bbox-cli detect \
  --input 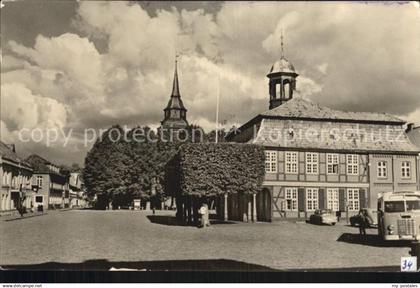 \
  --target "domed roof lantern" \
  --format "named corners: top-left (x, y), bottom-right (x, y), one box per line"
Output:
top-left (267, 29), bottom-right (299, 110)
